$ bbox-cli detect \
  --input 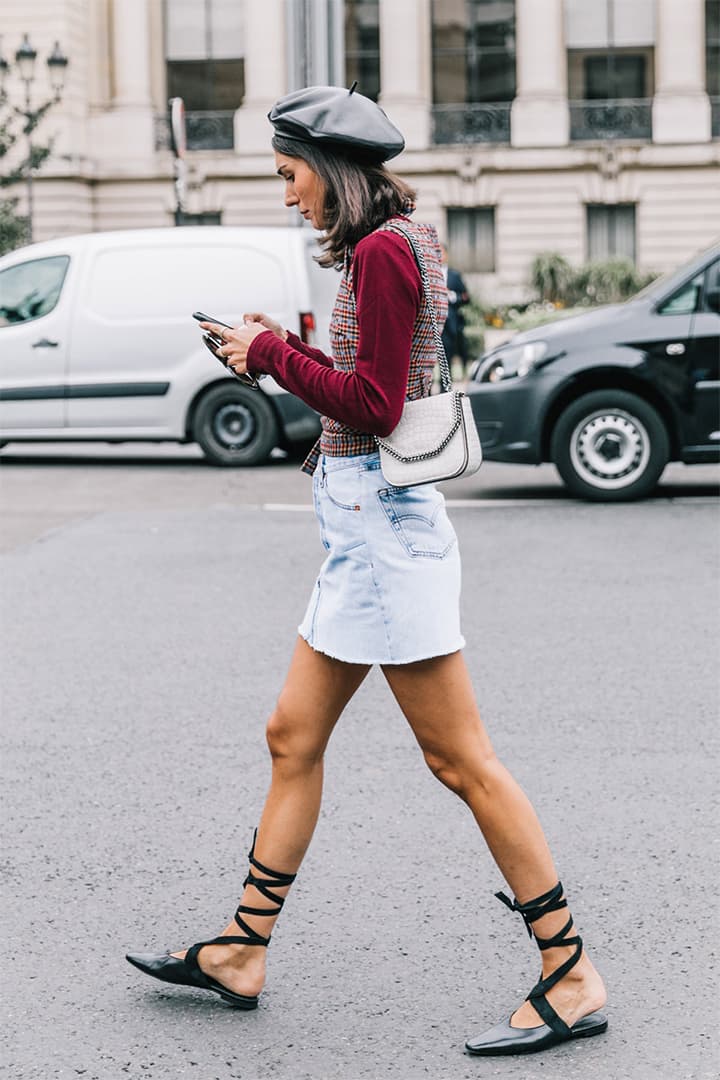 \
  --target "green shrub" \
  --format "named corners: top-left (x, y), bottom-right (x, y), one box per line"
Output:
top-left (570, 257), bottom-right (657, 305)
top-left (530, 251), bottom-right (574, 304)
top-left (0, 100), bottom-right (53, 254)
top-left (0, 198), bottom-right (28, 256)
top-left (529, 252), bottom-right (658, 308)
top-left (459, 253), bottom-right (660, 345)
top-left (503, 305), bottom-right (586, 332)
